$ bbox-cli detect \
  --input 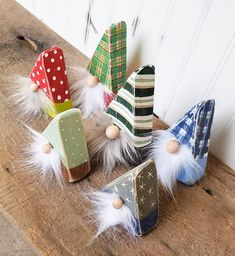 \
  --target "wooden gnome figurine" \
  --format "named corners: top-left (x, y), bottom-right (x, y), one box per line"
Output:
top-left (87, 65), bottom-right (155, 173)
top-left (89, 160), bottom-right (159, 238)
top-left (25, 108), bottom-right (90, 183)
top-left (11, 47), bottom-right (72, 118)
top-left (71, 21), bottom-right (127, 118)
top-left (150, 99), bottom-right (215, 193)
